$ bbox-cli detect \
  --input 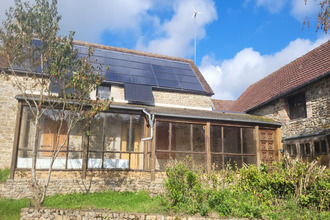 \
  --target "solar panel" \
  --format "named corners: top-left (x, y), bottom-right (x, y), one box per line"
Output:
top-left (124, 83), bottom-right (154, 105)
top-left (73, 45), bottom-right (206, 93)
